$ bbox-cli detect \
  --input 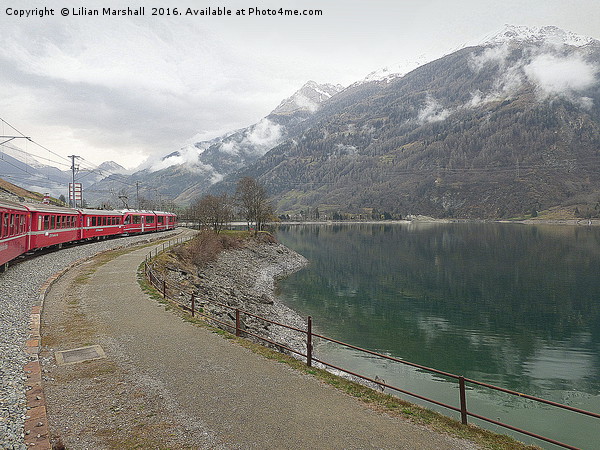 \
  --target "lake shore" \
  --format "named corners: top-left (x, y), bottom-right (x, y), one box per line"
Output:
top-left (159, 234), bottom-right (310, 354)
top-left (275, 216), bottom-right (599, 226)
